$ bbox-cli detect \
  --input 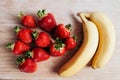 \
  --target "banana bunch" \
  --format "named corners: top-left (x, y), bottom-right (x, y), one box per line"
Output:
top-left (58, 12), bottom-right (116, 77)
